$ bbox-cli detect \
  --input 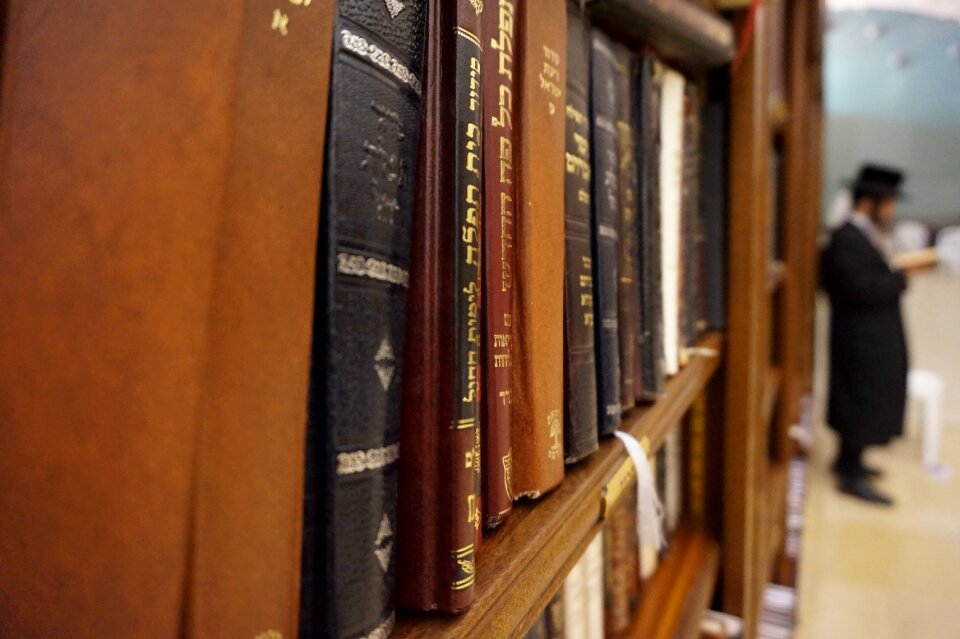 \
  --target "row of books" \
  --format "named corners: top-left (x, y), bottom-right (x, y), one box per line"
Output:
top-left (524, 436), bottom-right (687, 639)
top-left (301, 0), bottom-right (727, 637)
